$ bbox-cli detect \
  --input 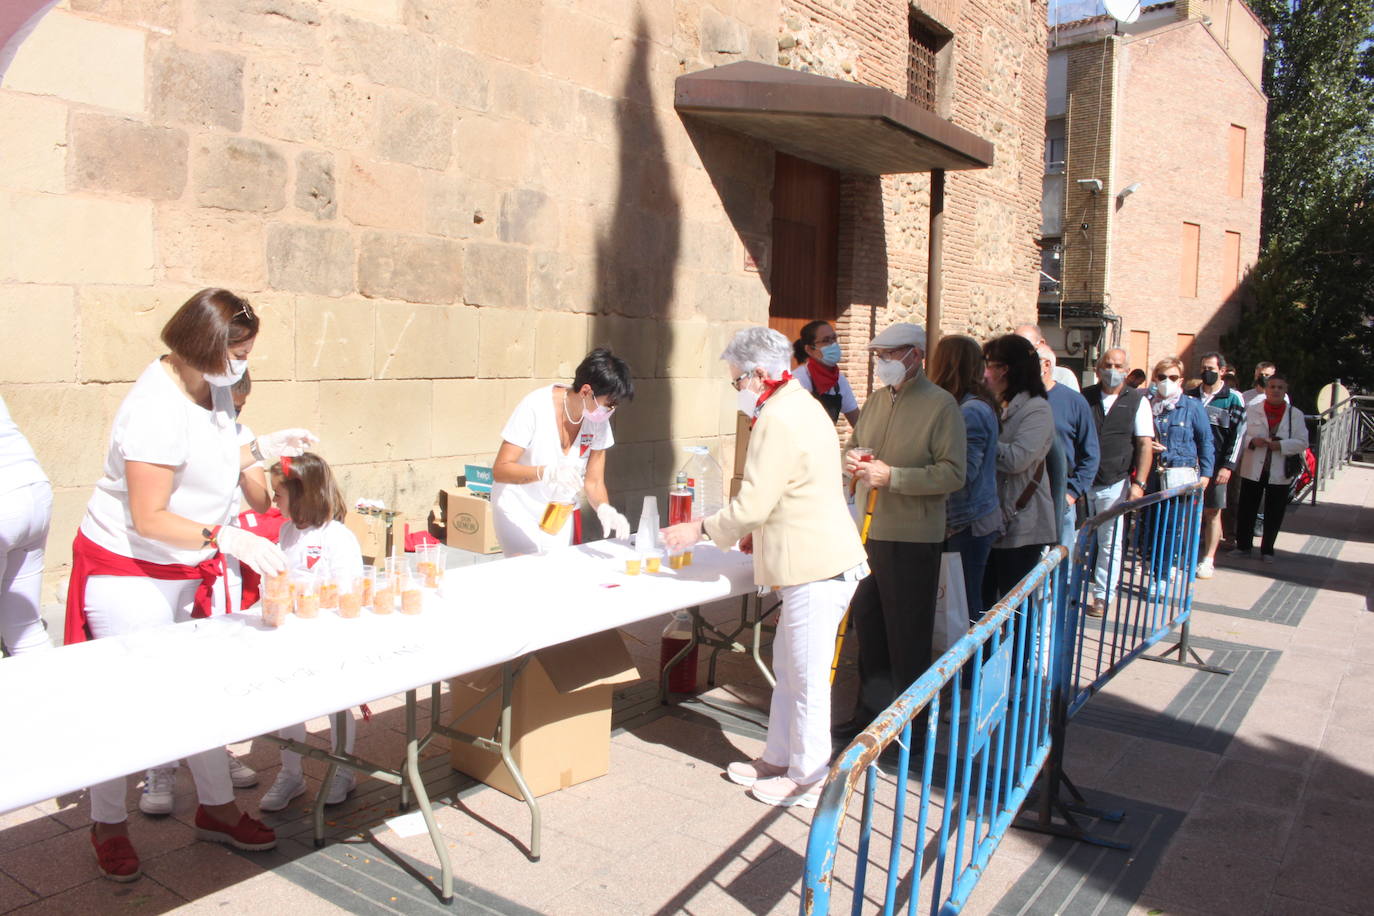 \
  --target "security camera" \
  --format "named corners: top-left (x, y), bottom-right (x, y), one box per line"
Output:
top-left (1076, 178), bottom-right (1104, 194)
